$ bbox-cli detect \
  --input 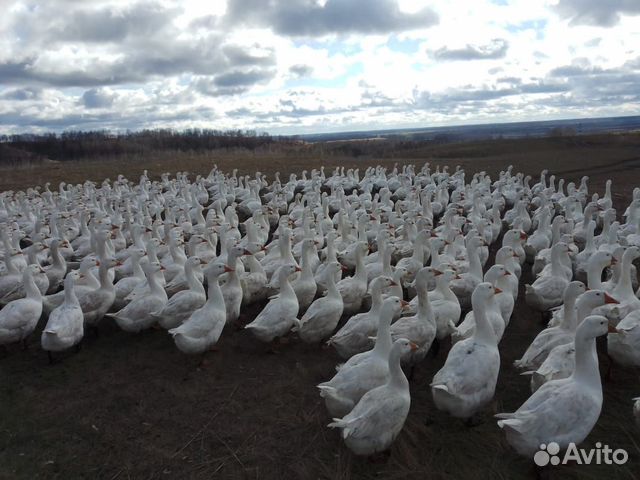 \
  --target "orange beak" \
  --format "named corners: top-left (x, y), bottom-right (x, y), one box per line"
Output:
top-left (389, 280), bottom-right (398, 287)
top-left (604, 293), bottom-right (619, 304)
top-left (494, 287), bottom-right (503, 294)
top-left (610, 258), bottom-right (617, 266)
top-left (433, 269), bottom-right (443, 276)
top-left (504, 271), bottom-right (511, 276)
top-left (409, 342), bottom-right (418, 352)
top-left (295, 266), bottom-right (302, 272)
top-left (224, 265), bottom-right (234, 273)
top-left (243, 249), bottom-right (253, 256)
top-left (520, 232), bottom-right (528, 240)
top-left (400, 299), bottom-right (409, 309)
top-left (608, 324), bottom-right (618, 333)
